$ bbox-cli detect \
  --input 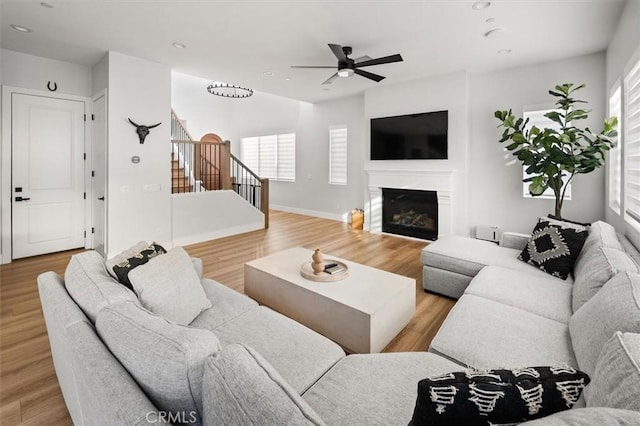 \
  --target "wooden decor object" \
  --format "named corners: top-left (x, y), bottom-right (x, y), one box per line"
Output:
top-left (311, 249), bottom-right (324, 275)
